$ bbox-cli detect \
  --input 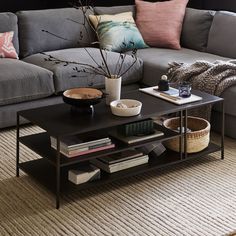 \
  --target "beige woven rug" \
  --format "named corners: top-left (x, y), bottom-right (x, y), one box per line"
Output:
top-left (1, 125), bottom-right (236, 236)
